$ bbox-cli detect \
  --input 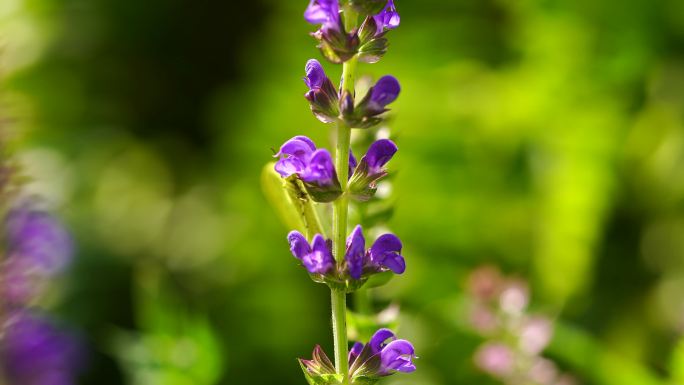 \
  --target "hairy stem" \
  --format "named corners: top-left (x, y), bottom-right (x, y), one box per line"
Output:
top-left (330, 53), bottom-right (358, 385)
